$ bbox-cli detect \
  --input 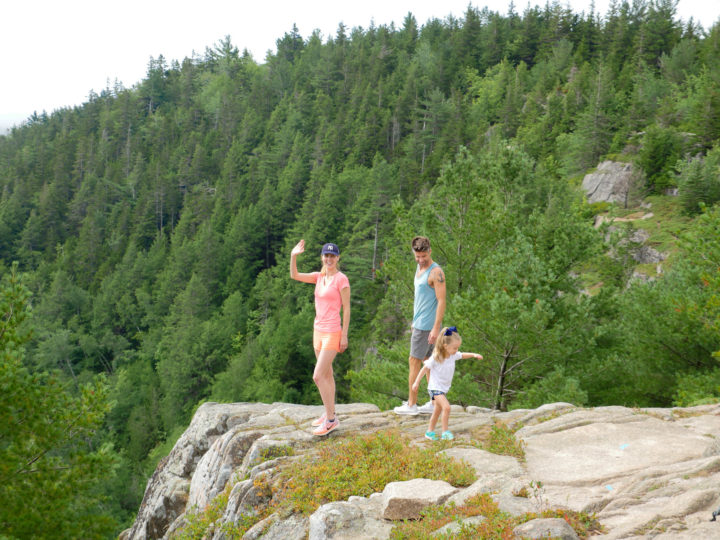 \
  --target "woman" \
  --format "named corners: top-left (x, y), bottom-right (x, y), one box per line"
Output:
top-left (290, 239), bottom-right (350, 436)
